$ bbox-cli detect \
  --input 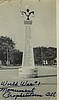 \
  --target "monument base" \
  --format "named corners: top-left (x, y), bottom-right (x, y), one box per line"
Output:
top-left (19, 67), bottom-right (38, 78)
